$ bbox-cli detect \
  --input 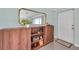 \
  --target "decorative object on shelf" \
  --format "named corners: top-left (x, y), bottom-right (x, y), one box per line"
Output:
top-left (39, 39), bottom-right (43, 46)
top-left (19, 18), bottom-right (32, 27)
top-left (32, 42), bottom-right (39, 48)
top-left (39, 36), bottom-right (43, 46)
top-left (32, 36), bottom-right (39, 42)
